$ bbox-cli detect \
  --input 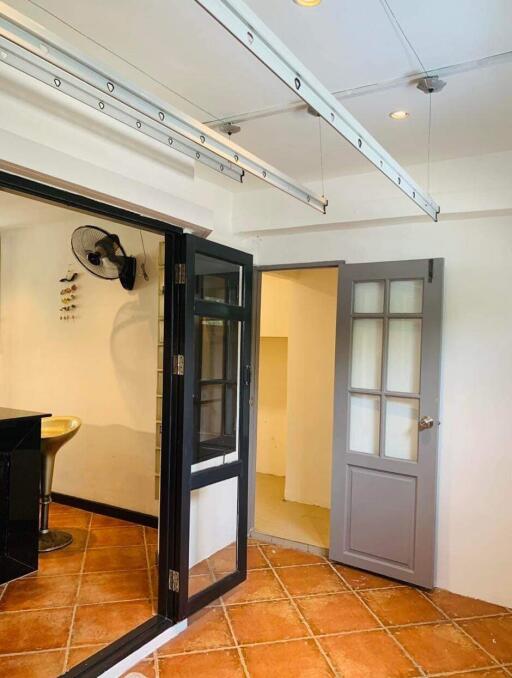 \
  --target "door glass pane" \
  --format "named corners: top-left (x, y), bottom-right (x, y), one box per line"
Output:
top-left (195, 253), bottom-right (242, 305)
top-left (384, 397), bottom-right (419, 461)
top-left (194, 318), bottom-right (240, 466)
top-left (188, 477), bottom-right (238, 599)
top-left (351, 319), bottom-right (383, 390)
top-left (389, 280), bottom-right (423, 313)
top-left (349, 394), bottom-right (380, 455)
top-left (353, 281), bottom-right (385, 313)
top-left (387, 319), bottom-right (422, 393)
